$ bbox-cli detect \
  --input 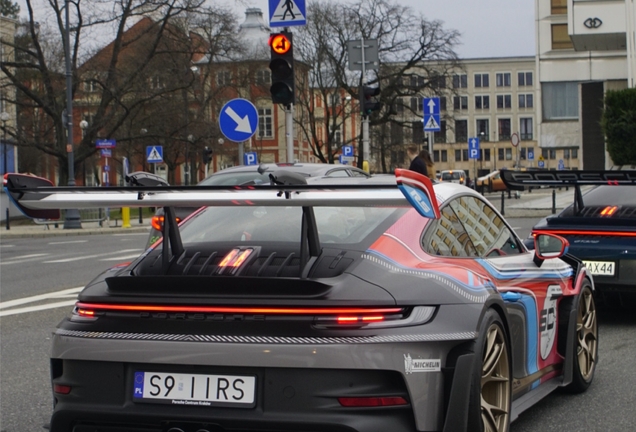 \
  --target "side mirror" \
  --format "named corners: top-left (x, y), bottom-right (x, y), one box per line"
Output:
top-left (533, 233), bottom-right (569, 266)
